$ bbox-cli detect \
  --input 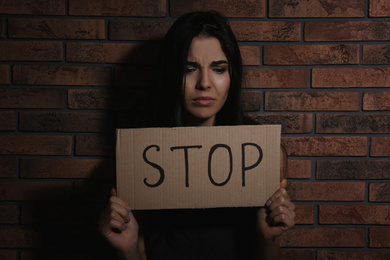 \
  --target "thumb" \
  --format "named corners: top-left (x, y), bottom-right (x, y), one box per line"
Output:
top-left (110, 187), bottom-right (117, 197)
top-left (280, 178), bottom-right (287, 189)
